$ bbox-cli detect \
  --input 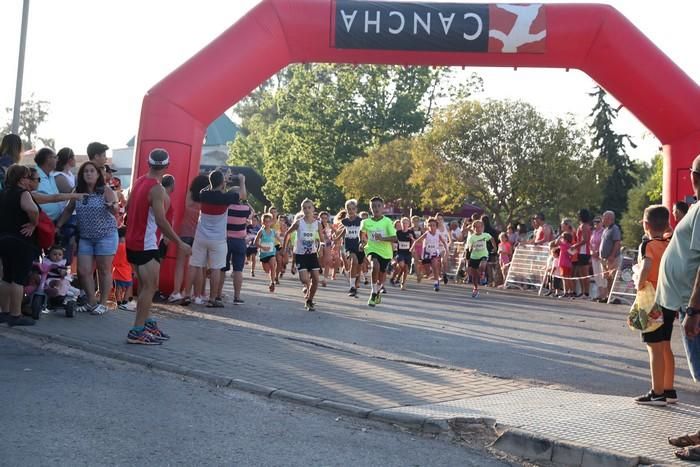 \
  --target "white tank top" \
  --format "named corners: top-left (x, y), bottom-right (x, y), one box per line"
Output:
top-left (295, 219), bottom-right (320, 255)
top-left (423, 231), bottom-right (440, 256)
